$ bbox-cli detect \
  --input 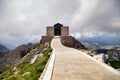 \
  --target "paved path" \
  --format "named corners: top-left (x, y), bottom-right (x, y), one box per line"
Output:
top-left (51, 38), bottom-right (120, 80)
